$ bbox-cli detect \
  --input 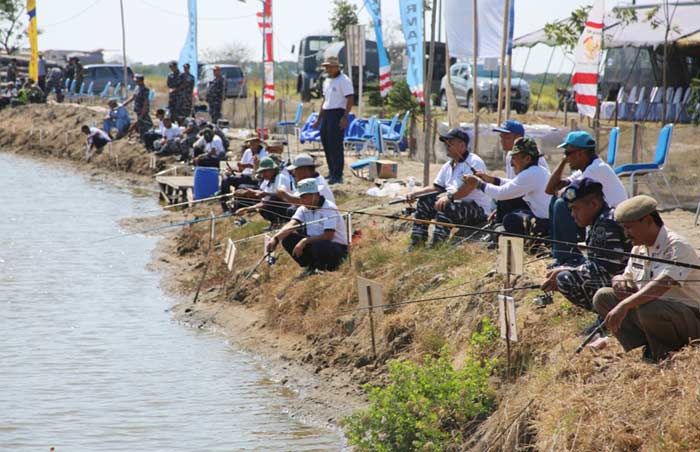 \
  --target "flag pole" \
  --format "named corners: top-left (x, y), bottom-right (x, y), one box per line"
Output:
top-left (423, 0), bottom-right (438, 186)
top-left (471, 0), bottom-right (479, 153)
top-left (496, 0), bottom-right (510, 125)
top-left (119, 0), bottom-right (128, 97)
